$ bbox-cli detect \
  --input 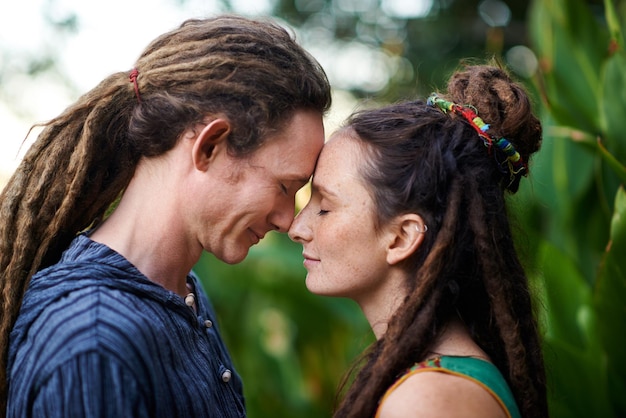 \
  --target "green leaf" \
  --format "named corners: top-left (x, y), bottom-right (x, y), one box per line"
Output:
top-left (594, 186), bottom-right (626, 416)
top-left (529, 0), bottom-right (608, 132)
top-left (604, 0), bottom-right (625, 49)
top-left (543, 337), bottom-right (613, 418)
top-left (536, 239), bottom-right (615, 417)
top-left (599, 50), bottom-right (626, 165)
top-left (543, 126), bottom-right (596, 201)
top-left (536, 240), bottom-right (592, 347)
